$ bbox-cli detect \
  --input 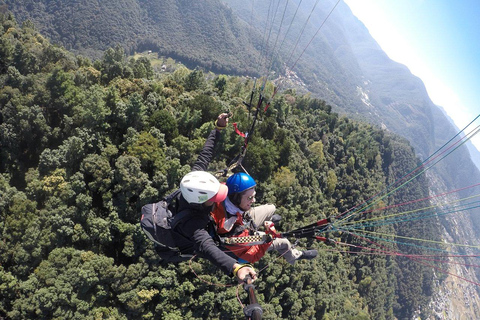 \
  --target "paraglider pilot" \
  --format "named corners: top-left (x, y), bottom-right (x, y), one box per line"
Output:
top-left (172, 113), bottom-right (257, 281)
